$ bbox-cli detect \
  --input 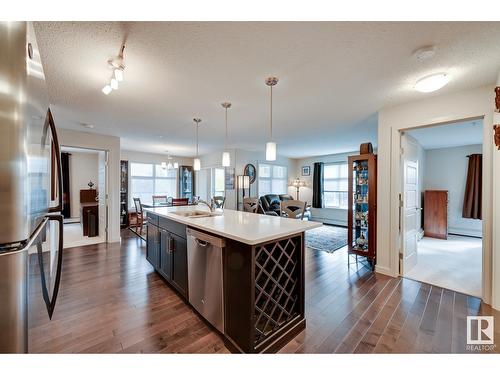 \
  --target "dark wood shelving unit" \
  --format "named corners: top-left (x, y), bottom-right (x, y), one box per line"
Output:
top-left (347, 152), bottom-right (377, 269)
top-left (120, 160), bottom-right (129, 228)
